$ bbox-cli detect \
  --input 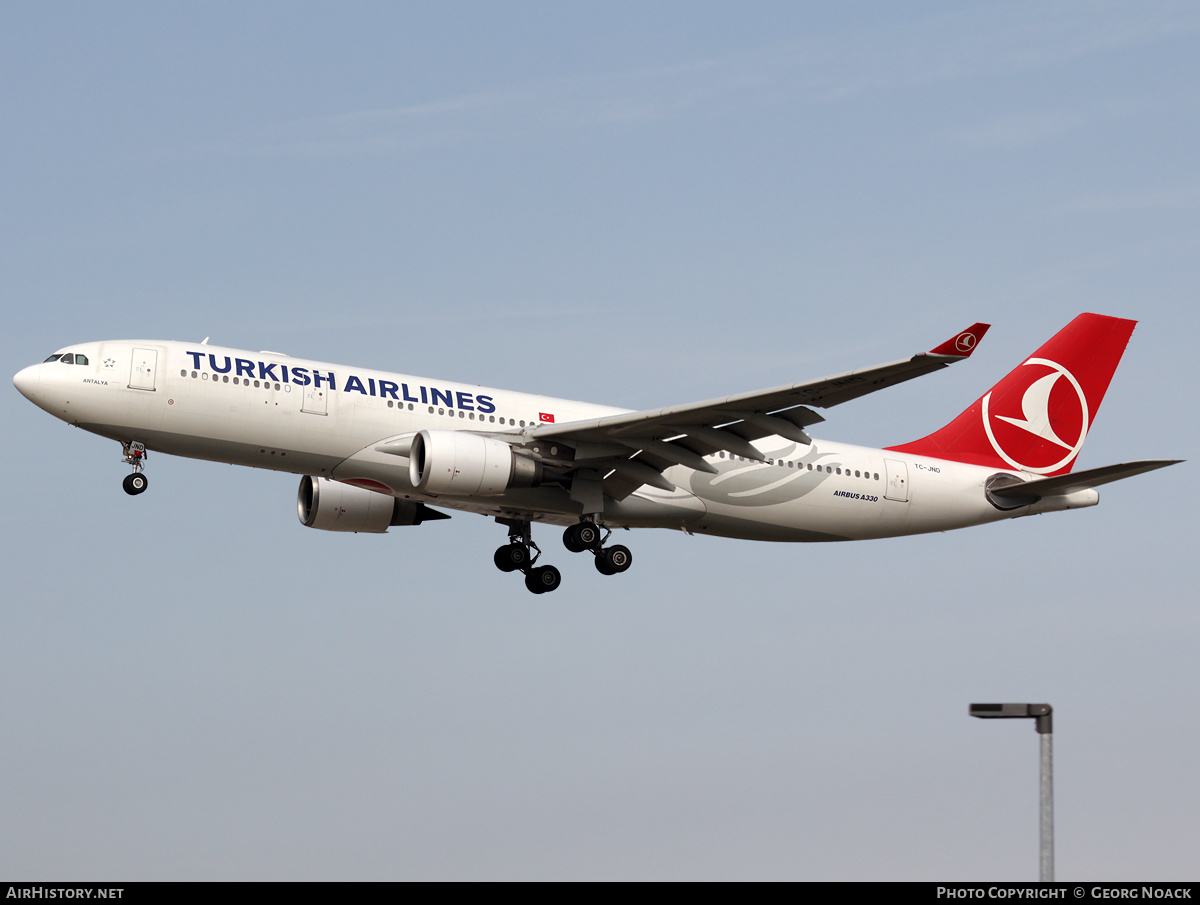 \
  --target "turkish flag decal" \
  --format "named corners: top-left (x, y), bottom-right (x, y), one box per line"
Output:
top-left (539, 412), bottom-right (555, 423)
